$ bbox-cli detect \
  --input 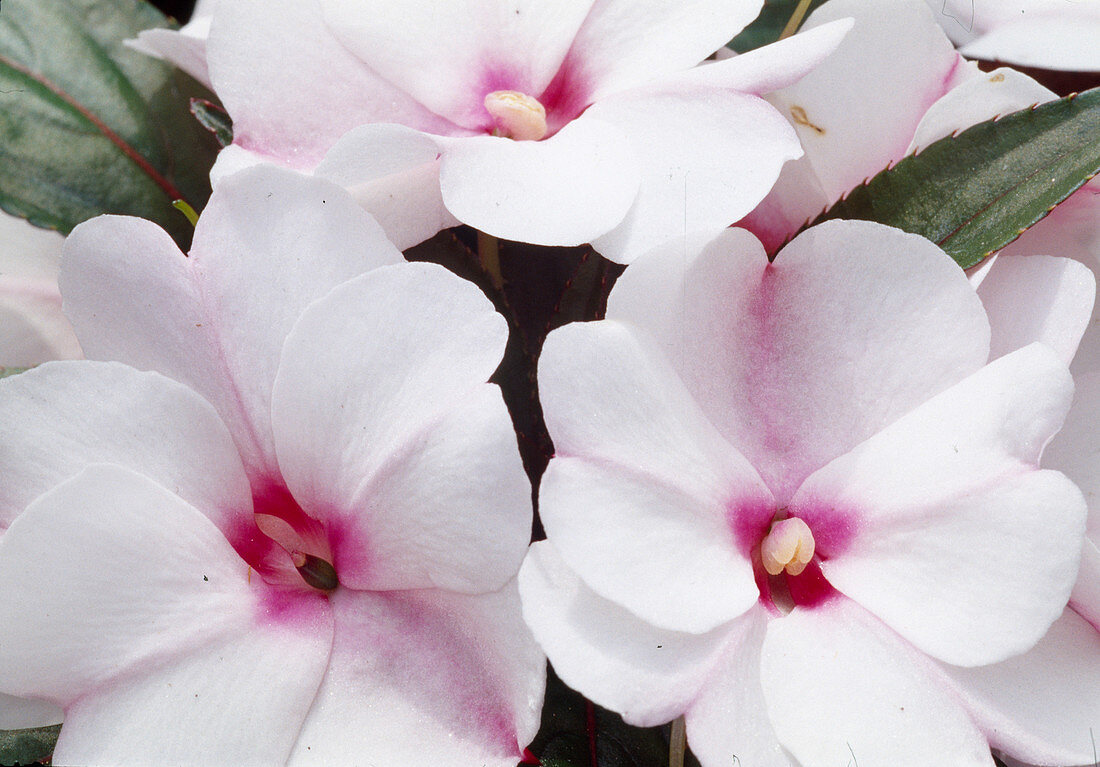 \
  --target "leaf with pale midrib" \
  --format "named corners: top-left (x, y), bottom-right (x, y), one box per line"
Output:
top-left (806, 88), bottom-right (1100, 269)
top-left (0, 0), bottom-right (220, 248)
